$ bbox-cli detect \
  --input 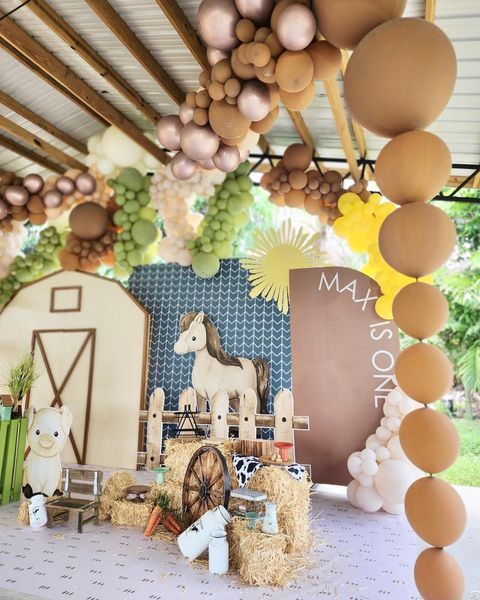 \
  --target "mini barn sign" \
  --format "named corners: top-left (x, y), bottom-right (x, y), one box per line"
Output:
top-left (289, 267), bottom-right (399, 484)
